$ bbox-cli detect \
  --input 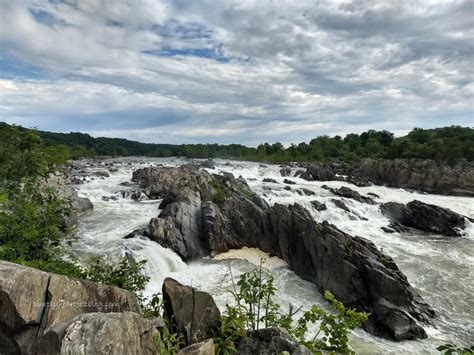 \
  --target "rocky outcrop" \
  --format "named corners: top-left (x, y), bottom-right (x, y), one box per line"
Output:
top-left (133, 166), bottom-right (436, 341)
top-left (296, 163), bottom-right (336, 181)
top-left (0, 261), bottom-right (146, 354)
top-left (350, 159), bottom-right (474, 196)
top-left (162, 278), bottom-right (221, 346)
top-left (236, 328), bottom-right (311, 354)
top-left (381, 200), bottom-right (468, 237)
